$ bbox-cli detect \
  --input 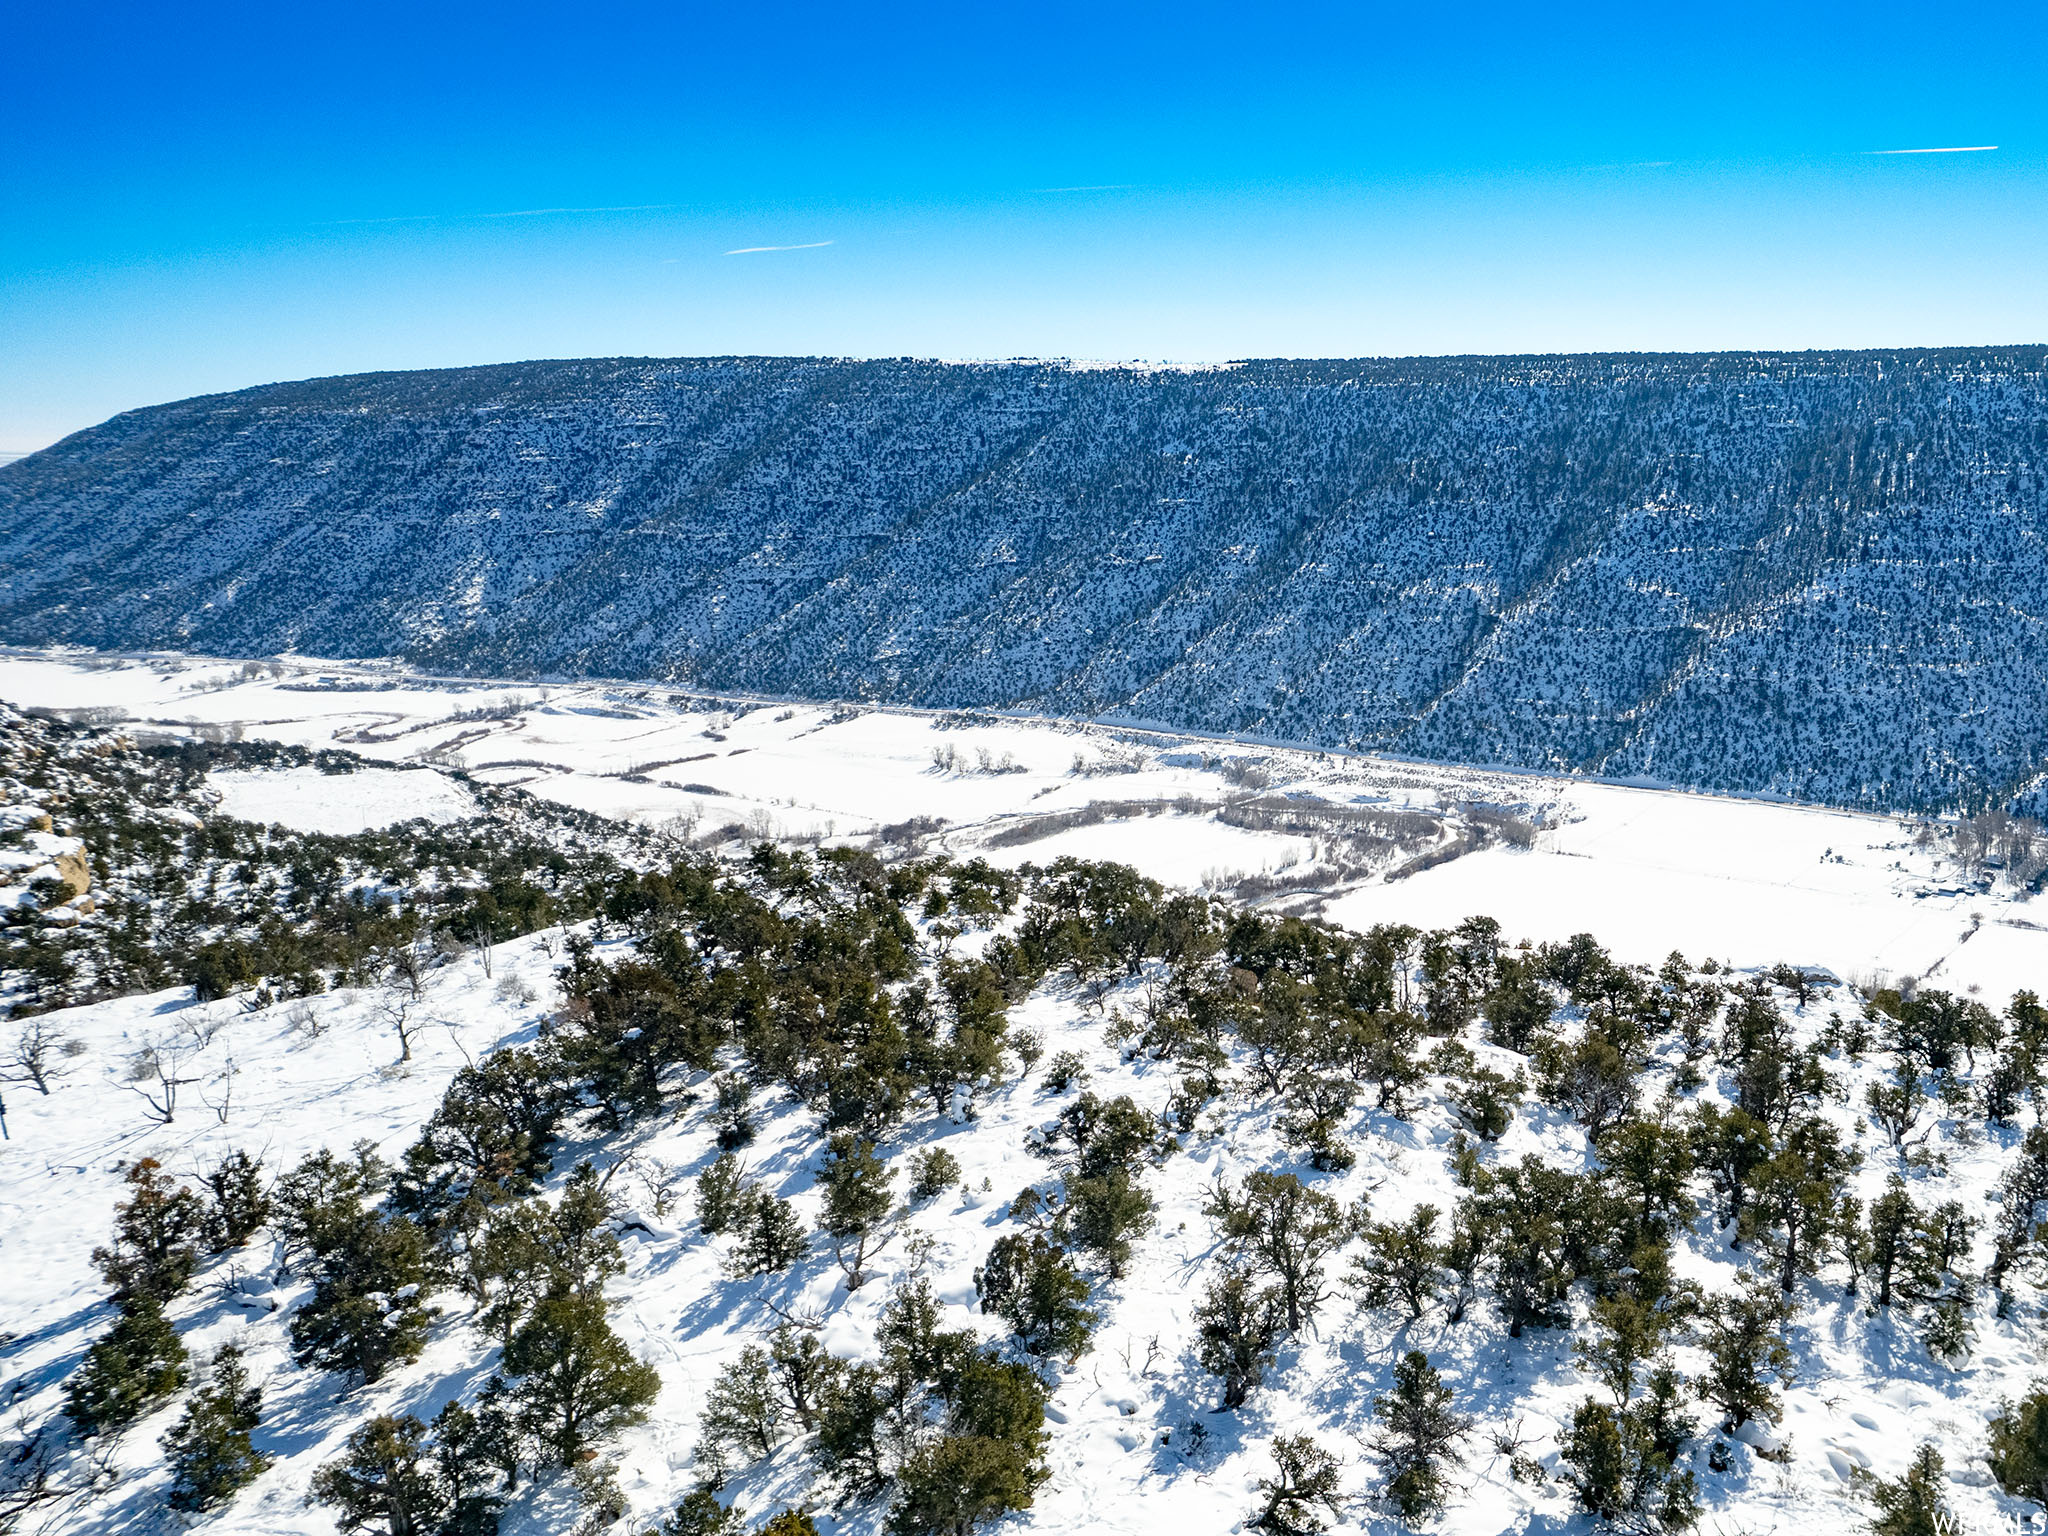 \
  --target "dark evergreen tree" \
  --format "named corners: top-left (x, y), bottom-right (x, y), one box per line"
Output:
top-left (162, 1344), bottom-right (269, 1512)
top-left (1989, 1388), bottom-right (2048, 1508)
top-left (1695, 1278), bottom-right (1792, 1430)
top-left (1349, 1205), bottom-right (1445, 1323)
top-left (1207, 1170), bottom-right (1349, 1333)
top-left (311, 1414), bottom-right (447, 1536)
top-left (1864, 1443), bottom-right (1959, 1536)
top-left (768, 1325), bottom-right (844, 1431)
top-left (727, 1190), bottom-right (809, 1277)
top-left (1193, 1266), bottom-right (1285, 1409)
top-left (653, 1489), bottom-right (747, 1536)
top-left (1558, 1377), bottom-right (1699, 1534)
top-left (817, 1133), bottom-right (894, 1289)
top-left (201, 1149), bottom-right (272, 1251)
top-left (976, 1233), bottom-right (1096, 1360)
top-left (695, 1153), bottom-right (750, 1236)
top-left (1062, 1167), bottom-right (1155, 1278)
top-left (503, 1291), bottom-right (661, 1467)
top-left (886, 1433), bottom-right (1040, 1536)
top-left (430, 1398), bottom-right (511, 1536)
top-left (92, 1158), bottom-right (203, 1303)
top-left (63, 1295), bottom-right (188, 1436)
top-left (289, 1210), bottom-right (438, 1384)
top-left (1369, 1351), bottom-right (1469, 1523)
top-left (698, 1345), bottom-right (783, 1475)
top-left (1248, 1434), bottom-right (1343, 1535)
